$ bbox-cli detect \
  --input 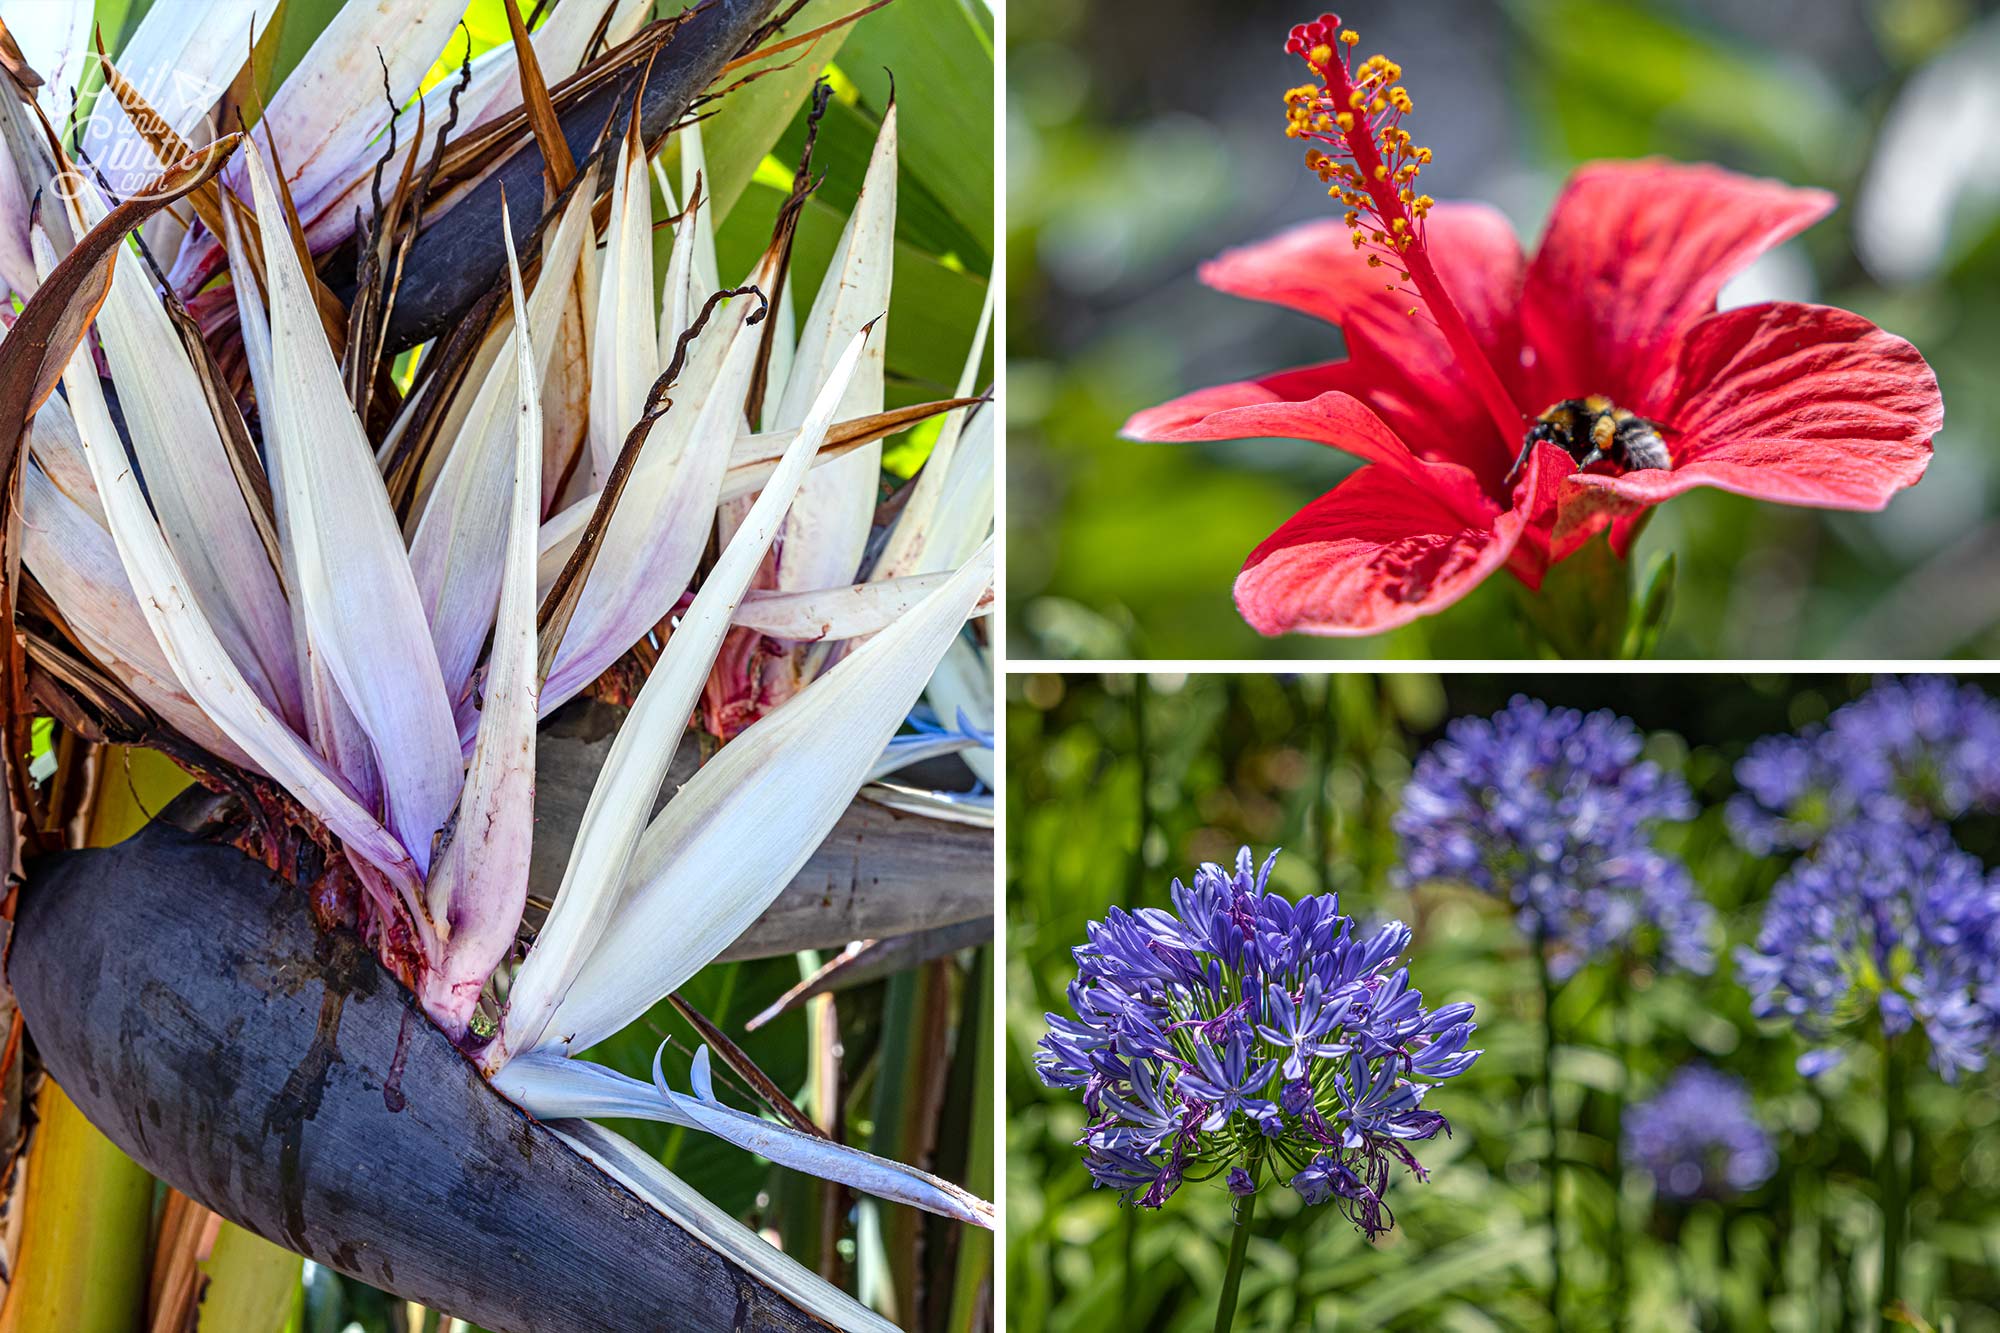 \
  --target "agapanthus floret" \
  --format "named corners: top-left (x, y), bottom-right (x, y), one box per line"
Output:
top-left (1737, 819), bottom-right (2000, 1080)
top-left (1036, 847), bottom-right (1479, 1236)
top-left (1624, 1066), bottom-right (1776, 1200)
top-left (1395, 696), bottom-right (1712, 977)
top-left (1728, 676), bottom-right (2000, 854)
